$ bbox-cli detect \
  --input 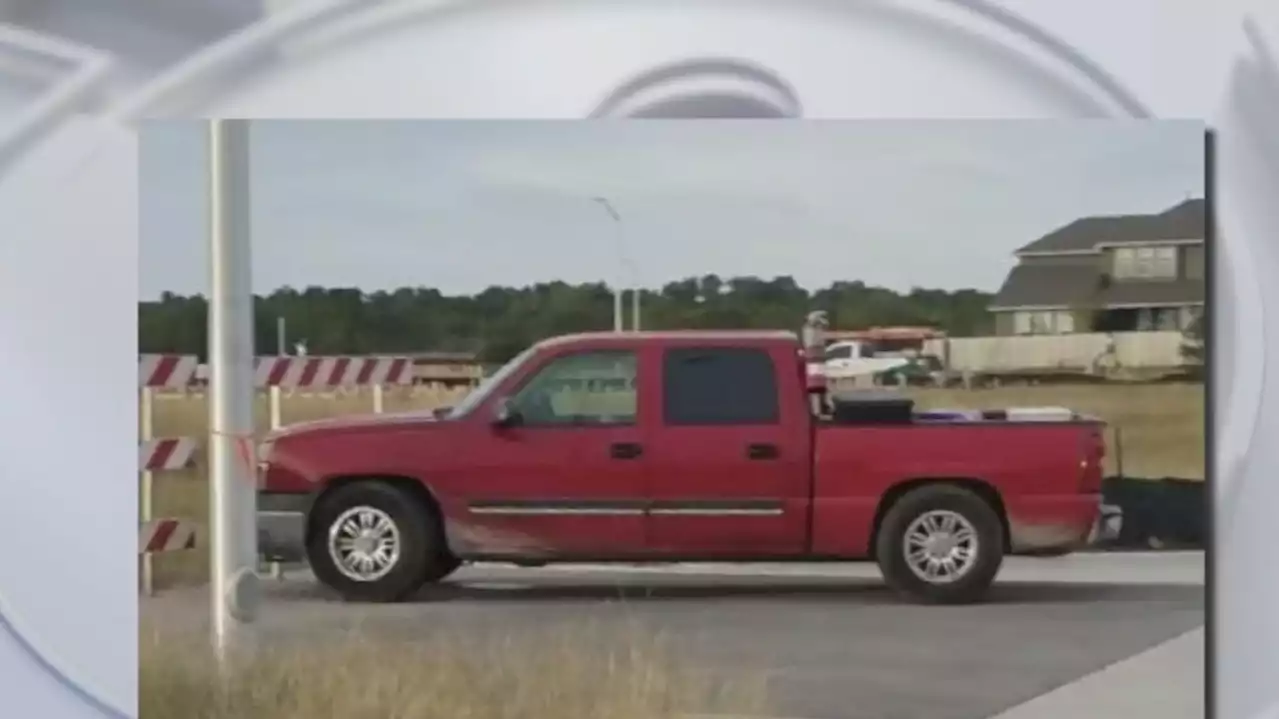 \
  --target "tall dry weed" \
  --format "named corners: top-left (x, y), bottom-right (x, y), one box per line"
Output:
top-left (140, 621), bottom-right (767, 719)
